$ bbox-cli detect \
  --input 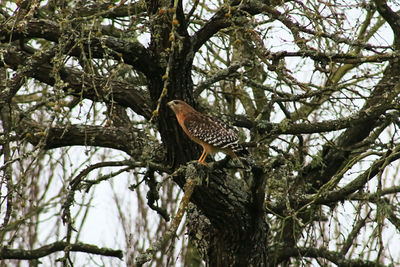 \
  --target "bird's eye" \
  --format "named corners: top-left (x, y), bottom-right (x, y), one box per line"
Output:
top-left (173, 100), bottom-right (178, 104)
